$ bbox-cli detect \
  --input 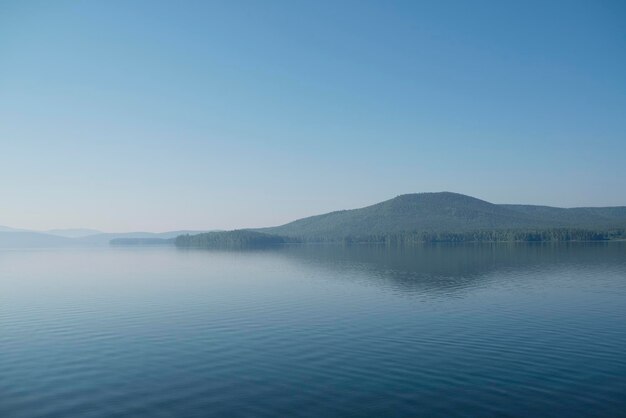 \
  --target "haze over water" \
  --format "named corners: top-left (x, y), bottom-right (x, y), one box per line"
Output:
top-left (2, 243), bottom-right (625, 417)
